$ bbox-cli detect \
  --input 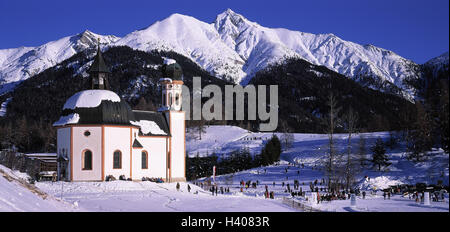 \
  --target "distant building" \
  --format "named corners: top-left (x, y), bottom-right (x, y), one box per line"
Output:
top-left (53, 42), bottom-right (185, 182)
